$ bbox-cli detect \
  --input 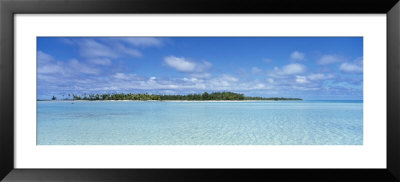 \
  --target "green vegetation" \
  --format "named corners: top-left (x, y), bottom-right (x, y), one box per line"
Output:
top-left (66, 92), bottom-right (301, 101)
